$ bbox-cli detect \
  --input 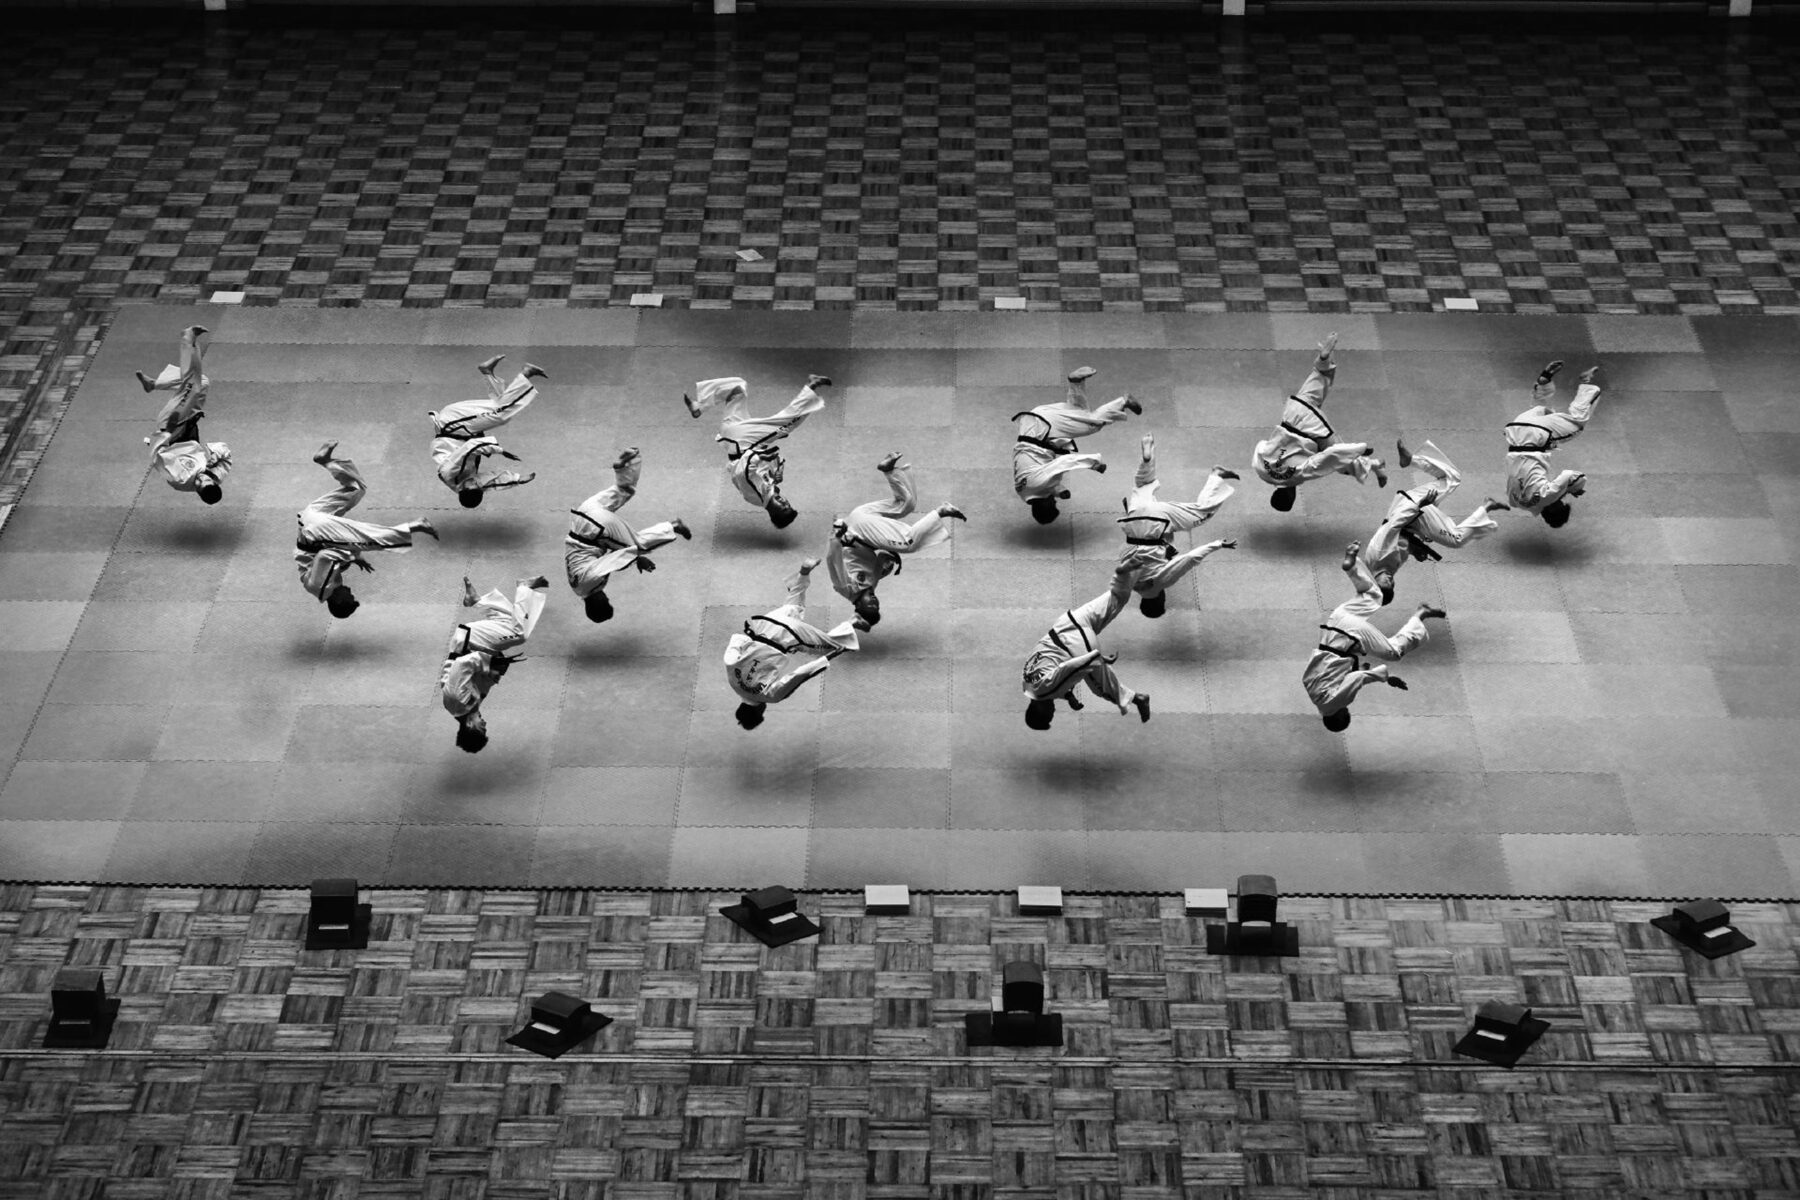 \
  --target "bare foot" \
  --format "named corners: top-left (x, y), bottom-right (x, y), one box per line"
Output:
top-left (672, 518), bottom-right (692, 540)
top-left (414, 518), bottom-right (440, 541)
top-left (135, 371), bottom-right (156, 393)
top-left (1578, 365), bottom-right (1601, 385)
top-left (1537, 360), bottom-right (1564, 386)
top-left (613, 446), bottom-right (640, 470)
top-left (800, 556), bottom-right (821, 574)
top-left (938, 503), bottom-right (967, 522)
top-left (1342, 542), bottom-right (1361, 571)
top-left (1396, 437), bottom-right (1413, 469)
top-left (461, 576), bottom-right (477, 606)
top-left (313, 441), bottom-right (339, 465)
top-left (477, 354), bottom-right (505, 374)
top-left (1141, 433), bottom-right (1155, 460)
top-left (1316, 332), bottom-right (1339, 364)
top-left (1212, 465), bottom-right (1240, 481)
top-left (1122, 393), bottom-right (1143, 415)
top-left (806, 374), bottom-right (832, 389)
top-left (522, 364), bottom-right (548, 381)
top-left (1132, 694), bottom-right (1152, 723)
top-left (1417, 604), bottom-right (1447, 621)
top-left (1067, 366), bottom-right (1098, 384)
top-left (876, 451), bottom-right (903, 473)
top-left (1484, 497), bottom-right (1511, 512)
